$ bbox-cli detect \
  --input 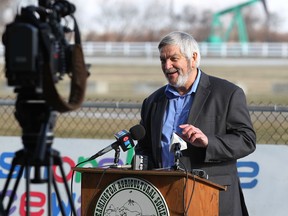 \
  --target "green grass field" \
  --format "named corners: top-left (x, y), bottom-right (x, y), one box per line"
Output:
top-left (1, 61), bottom-right (287, 143)
top-left (82, 63), bottom-right (288, 104)
top-left (1, 62), bottom-right (288, 104)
